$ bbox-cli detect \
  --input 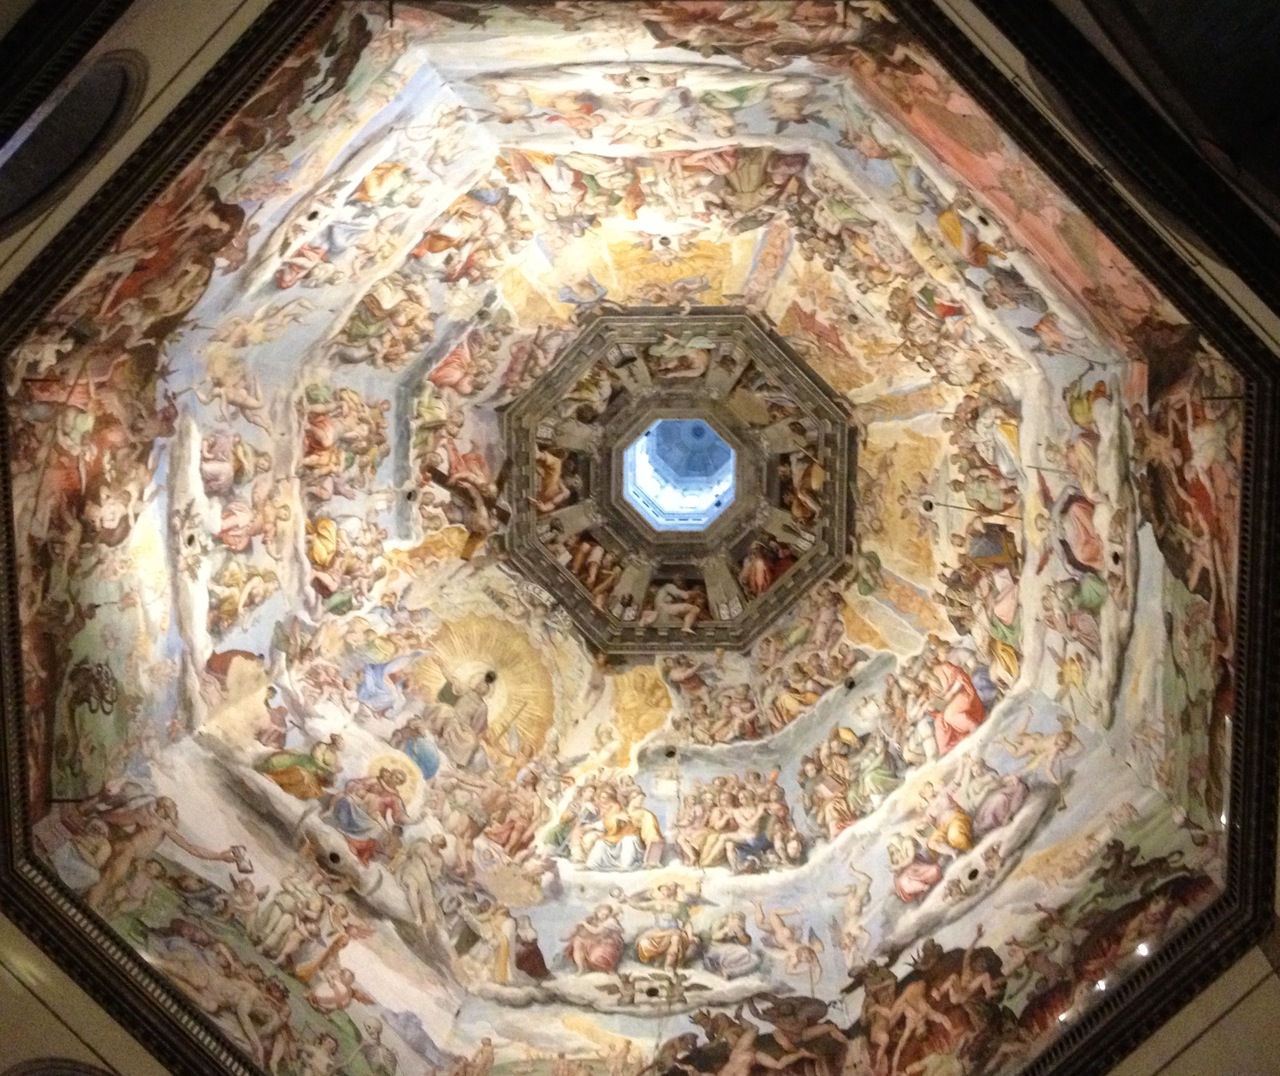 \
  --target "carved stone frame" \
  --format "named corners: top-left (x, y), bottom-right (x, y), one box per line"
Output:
top-left (0, 2), bottom-right (1274, 1074)
top-left (0, 8), bottom-right (343, 1075)
top-left (891, 4), bottom-right (1280, 1075)
top-left (502, 307), bottom-right (854, 656)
